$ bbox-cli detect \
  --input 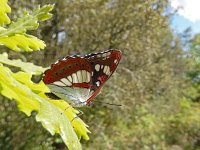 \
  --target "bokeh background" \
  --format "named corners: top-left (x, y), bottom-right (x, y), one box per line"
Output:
top-left (0, 0), bottom-right (200, 149)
